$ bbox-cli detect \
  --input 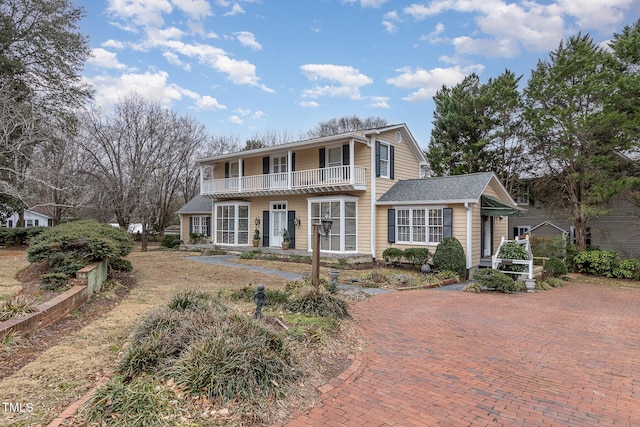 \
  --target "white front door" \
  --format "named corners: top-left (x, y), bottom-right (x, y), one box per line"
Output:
top-left (482, 216), bottom-right (492, 257)
top-left (271, 202), bottom-right (287, 247)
